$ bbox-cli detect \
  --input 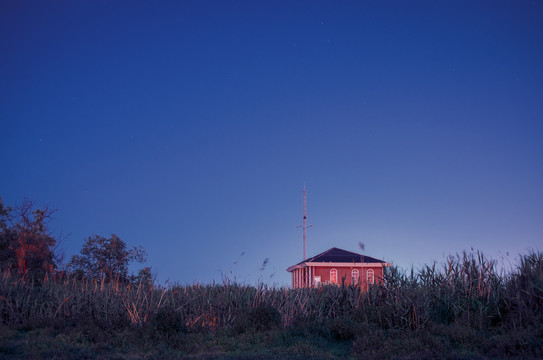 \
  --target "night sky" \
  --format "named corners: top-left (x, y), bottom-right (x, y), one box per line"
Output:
top-left (2, 1), bottom-right (542, 286)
